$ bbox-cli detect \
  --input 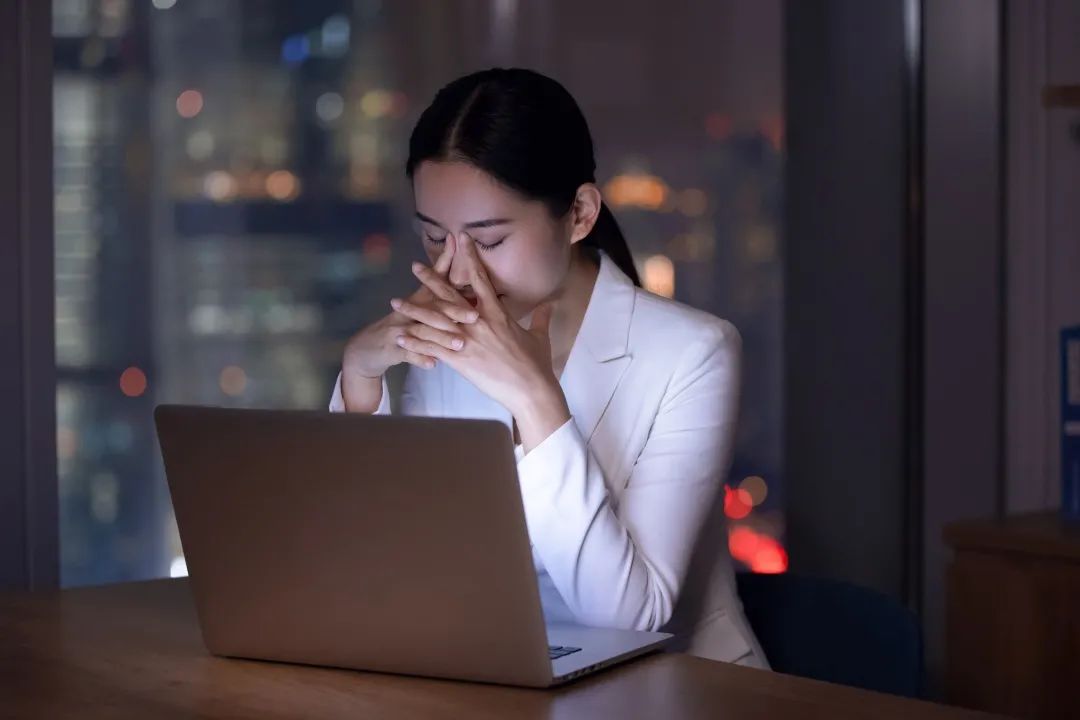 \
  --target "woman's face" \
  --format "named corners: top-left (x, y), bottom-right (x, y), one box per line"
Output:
top-left (411, 160), bottom-right (574, 321)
